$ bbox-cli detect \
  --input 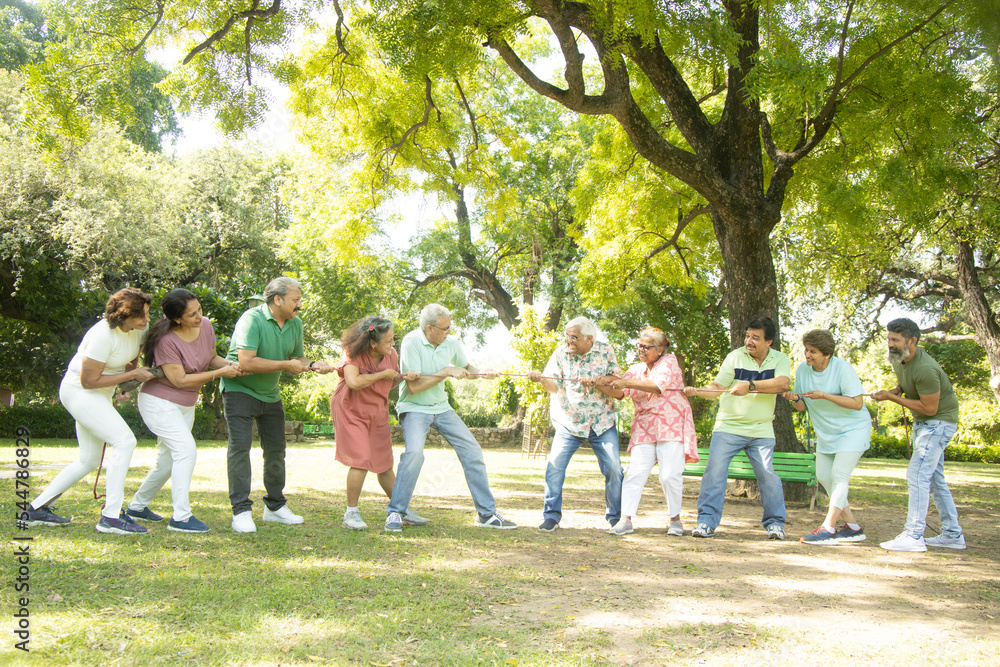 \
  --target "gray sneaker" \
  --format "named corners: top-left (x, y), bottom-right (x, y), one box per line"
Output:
top-left (667, 521), bottom-right (684, 537)
top-left (609, 518), bottom-right (633, 535)
top-left (22, 506), bottom-right (71, 527)
top-left (384, 512), bottom-right (403, 533)
top-left (925, 533), bottom-right (966, 550)
top-left (691, 523), bottom-right (715, 538)
top-left (538, 518), bottom-right (559, 532)
top-left (402, 510), bottom-right (428, 525)
top-left (342, 509), bottom-right (368, 530)
top-left (475, 512), bottom-right (517, 529)
top-left (767, 524), bottom-right (786, 540)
